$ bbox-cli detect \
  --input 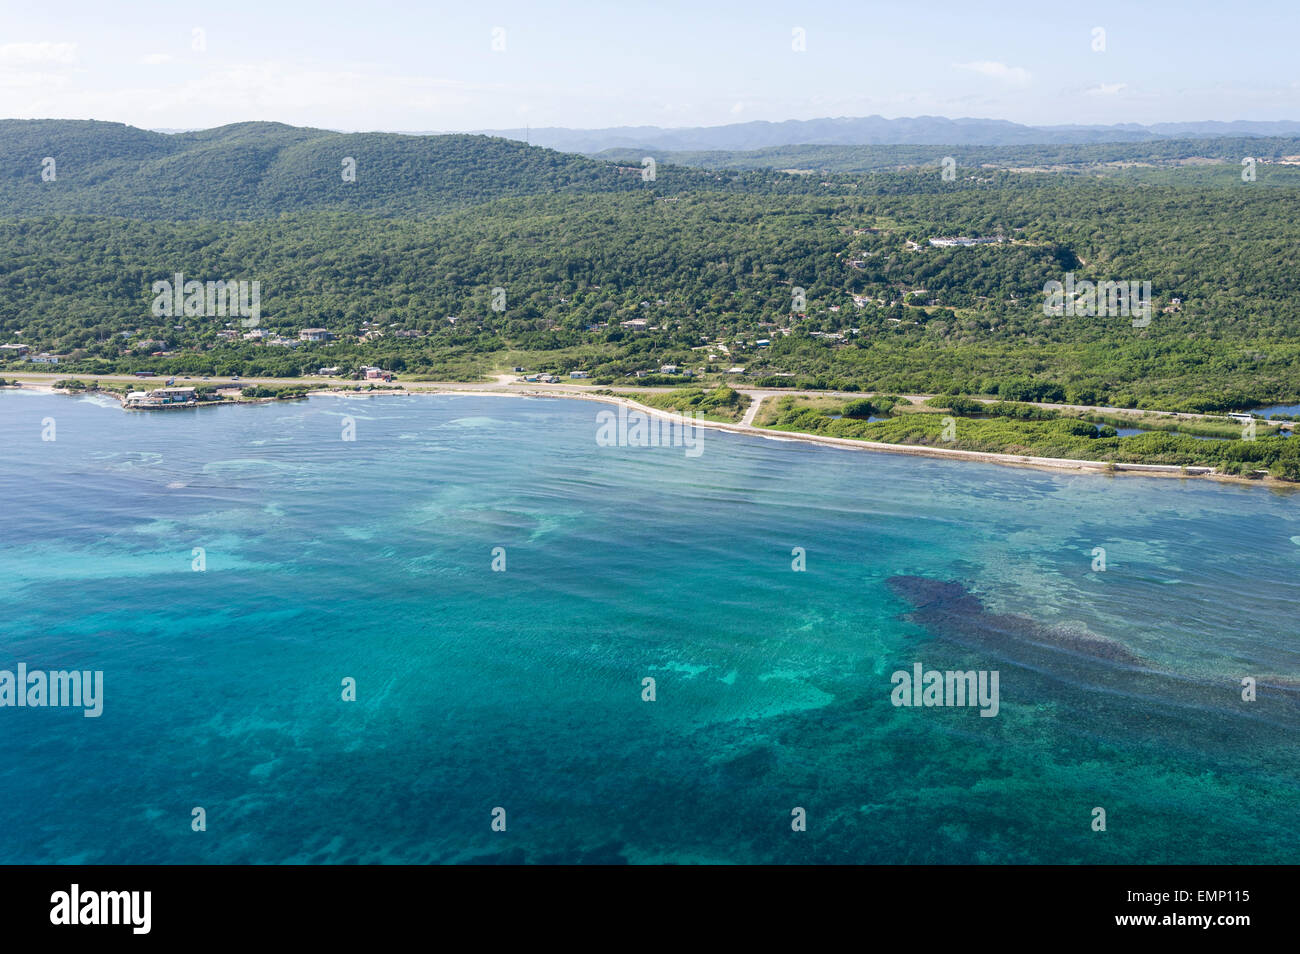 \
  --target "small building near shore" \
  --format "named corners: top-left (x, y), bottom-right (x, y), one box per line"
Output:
top-left (126, 386), bottom-right (198, 408)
